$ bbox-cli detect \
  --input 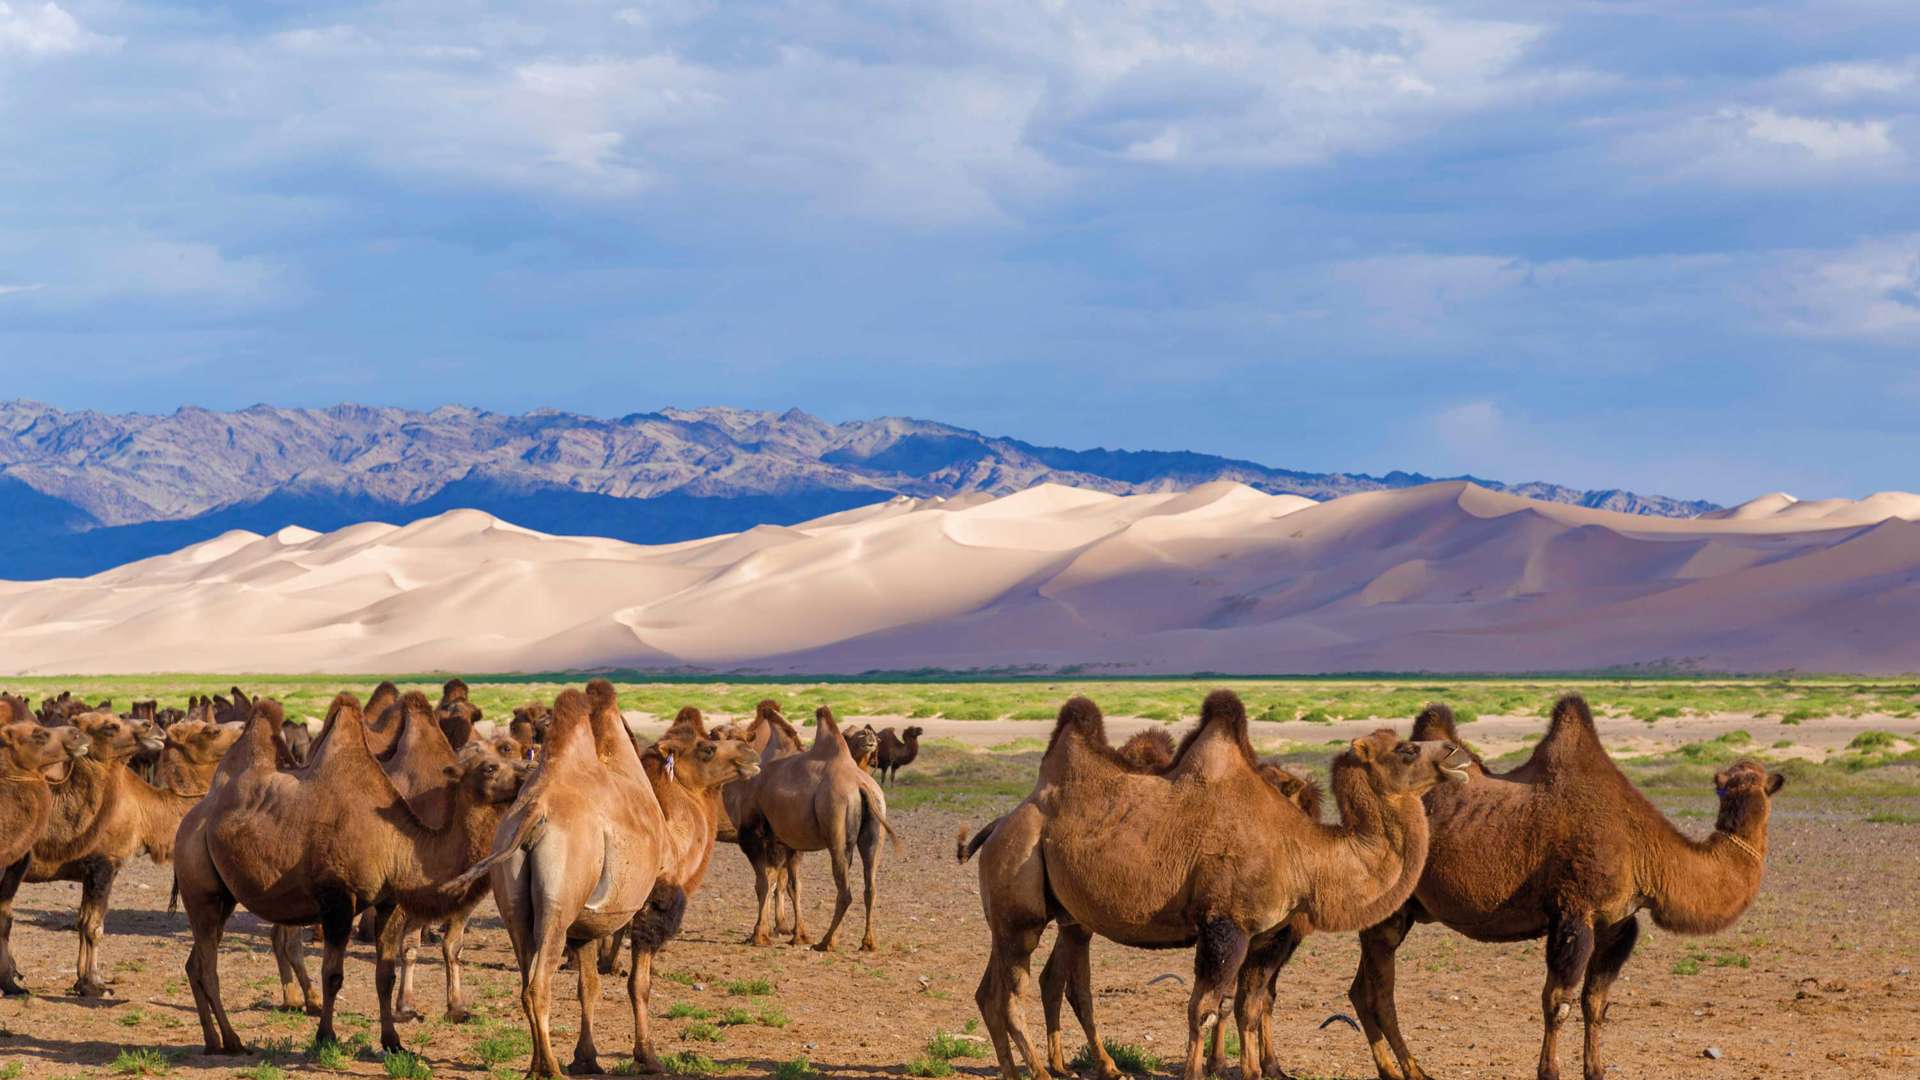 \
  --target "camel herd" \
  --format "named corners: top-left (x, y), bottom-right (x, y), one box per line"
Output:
top-left (0, 681), bottom-right (1783, 1080)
